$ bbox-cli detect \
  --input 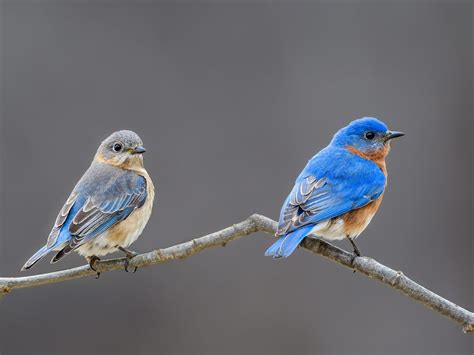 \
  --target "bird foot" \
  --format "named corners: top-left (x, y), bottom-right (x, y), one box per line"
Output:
top-left (118, 247), bottom-right (138, 273)
top-left (351, 255), bottom-right (358, 274)
top-left (346, 236), bottom-right (362, 273)
top-left (87, 256), bottom-right (101, 279)
top-left (124, 259), bottom-right (138, 273)
top-left (346, 236), bottom-right (362, 257)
